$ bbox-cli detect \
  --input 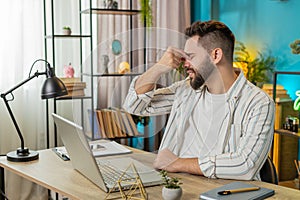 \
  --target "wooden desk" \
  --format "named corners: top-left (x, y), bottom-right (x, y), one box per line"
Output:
top-left (273, 129), bottom-right (299, 182)
top-left (1, 149), bottom-right (300, 199)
